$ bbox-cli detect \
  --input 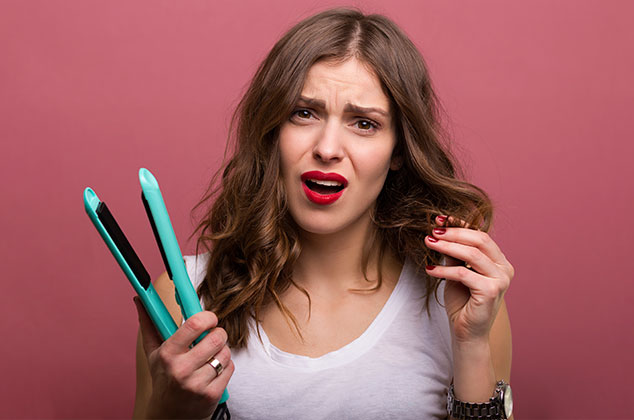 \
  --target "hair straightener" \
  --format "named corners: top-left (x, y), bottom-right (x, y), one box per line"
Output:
top-left (84, 168), bottom-right (230, 419)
